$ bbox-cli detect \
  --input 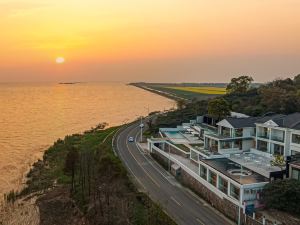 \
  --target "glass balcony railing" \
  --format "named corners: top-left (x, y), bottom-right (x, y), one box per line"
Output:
top-left (257, 133), bottom-right (269, 139)
top-left (271, 136), bottom-right (284, 143)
